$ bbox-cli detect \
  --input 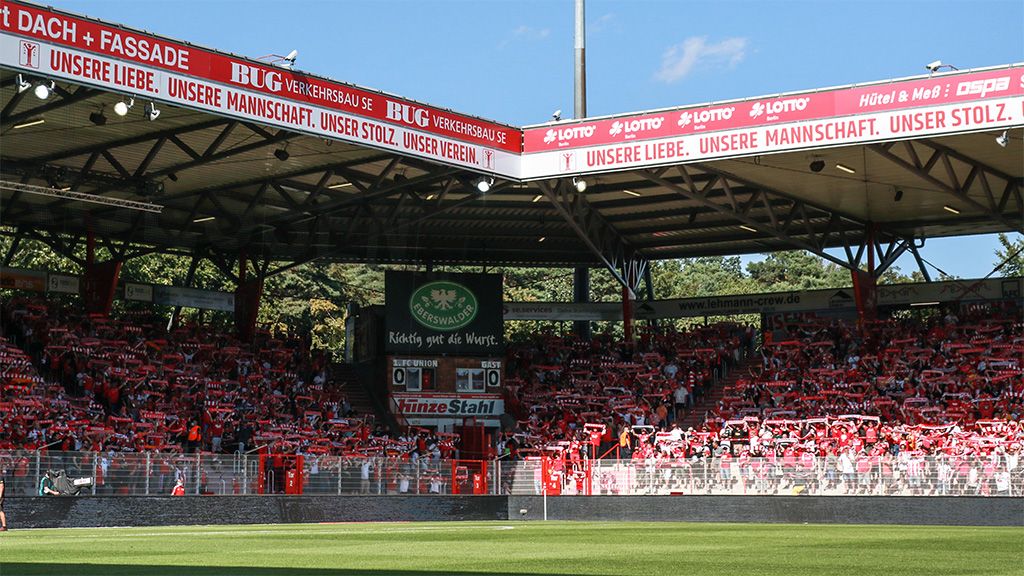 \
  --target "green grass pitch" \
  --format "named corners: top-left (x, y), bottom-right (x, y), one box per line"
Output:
top-left (0, 521), bottom-right (1021, 575)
